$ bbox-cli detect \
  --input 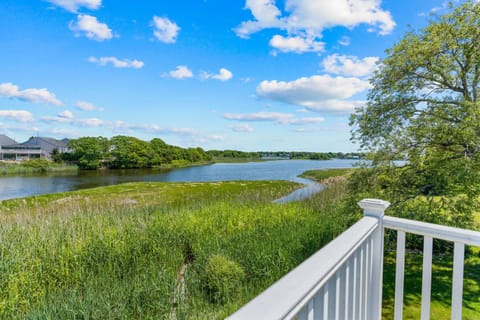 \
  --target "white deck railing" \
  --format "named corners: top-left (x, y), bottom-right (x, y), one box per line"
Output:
top-left (227, 199), bottom-right (480, 320)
